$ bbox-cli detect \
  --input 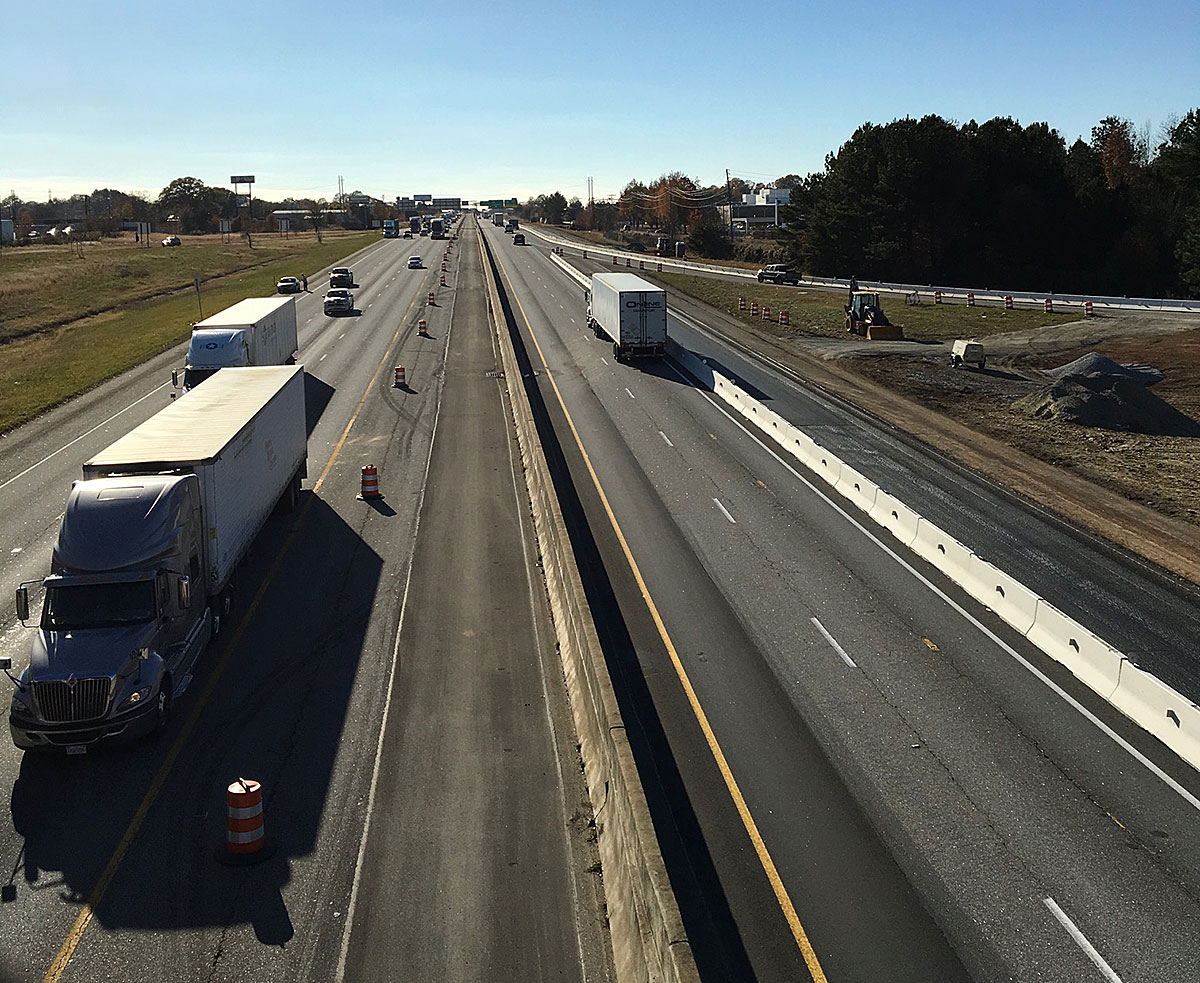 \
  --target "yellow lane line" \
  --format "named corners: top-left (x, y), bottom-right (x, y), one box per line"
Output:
top-left (44, 285), bottom-right (426, 983)
top-left (489, 250), bottom-right (830, 983)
